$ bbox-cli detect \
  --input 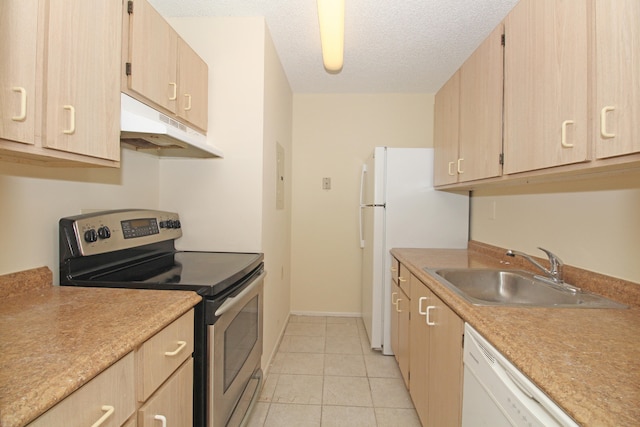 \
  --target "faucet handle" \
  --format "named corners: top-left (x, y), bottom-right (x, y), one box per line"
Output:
top-left (537, 247), bottom-right (563, 280)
